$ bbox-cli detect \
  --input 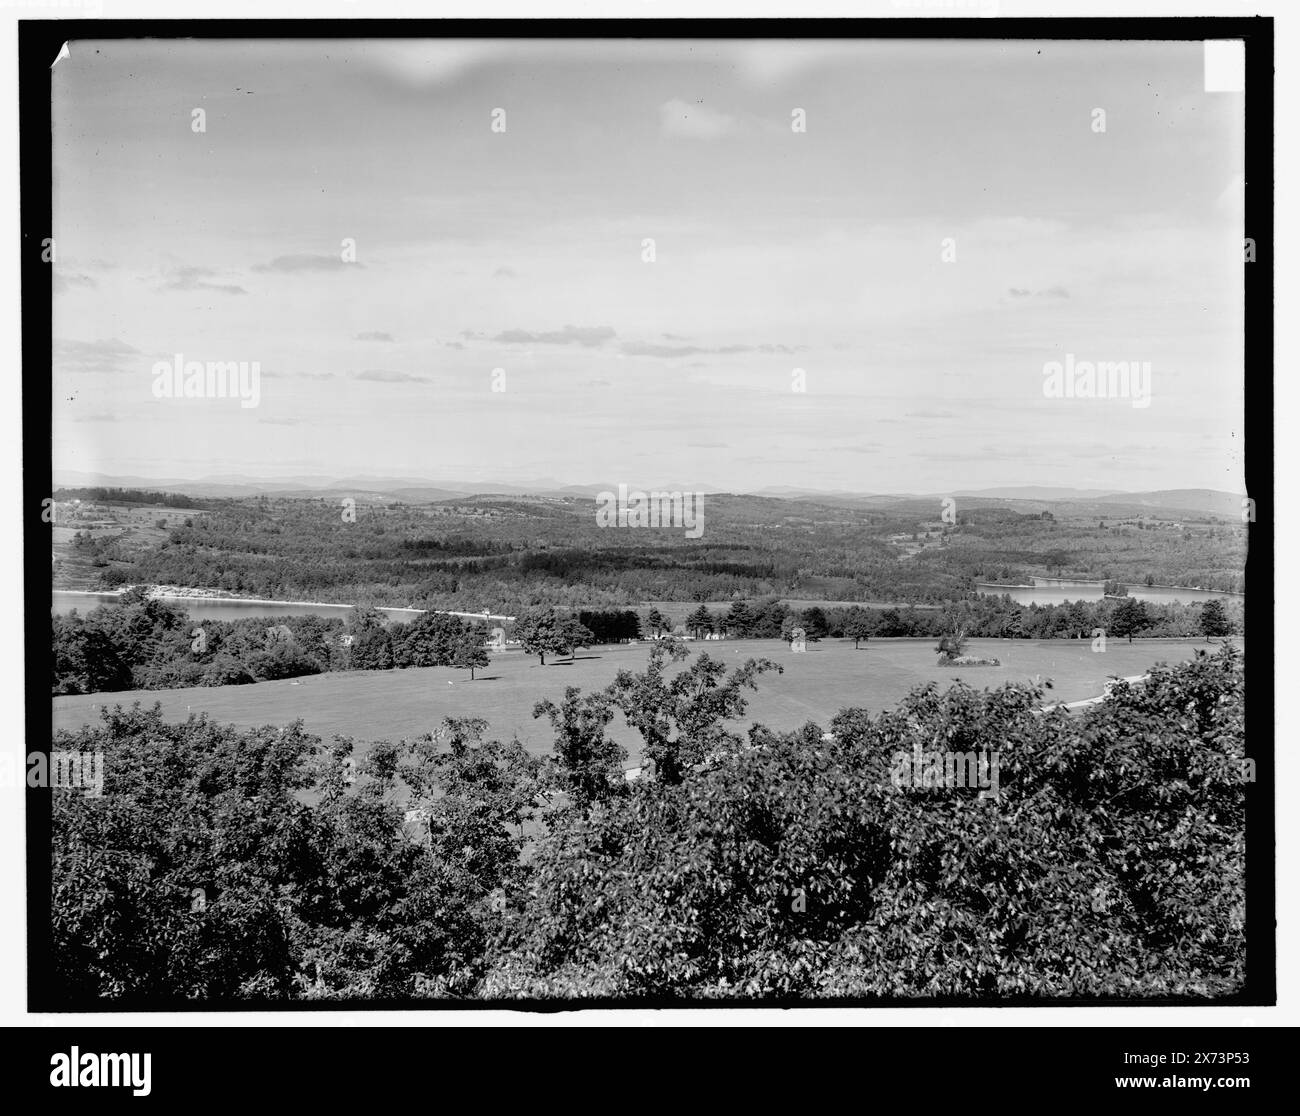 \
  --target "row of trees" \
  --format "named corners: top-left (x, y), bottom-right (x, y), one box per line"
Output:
top-left (52, 591), bottom-right (494, 695)
top-left (52, 596), bottom-right (660, 697)
top-left (53, 591), bottom-right (1240, 697)
top-left (49, 642), bottom-right (1246, 1001)
top-left (575, 610), bottom-right (642, 646)
top-left (347, 607), bottom-right (491, 677)
top-left (654, 597), bottom-right (1237, 646)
